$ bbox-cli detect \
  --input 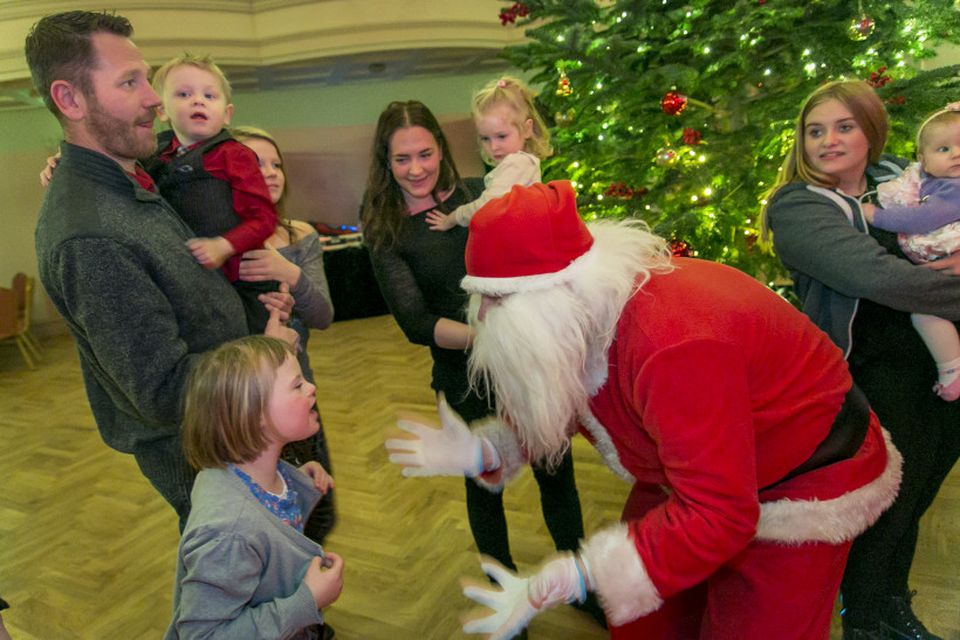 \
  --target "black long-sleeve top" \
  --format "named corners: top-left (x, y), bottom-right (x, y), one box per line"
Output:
top-left (366, 183), bottom-right (478, 400)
